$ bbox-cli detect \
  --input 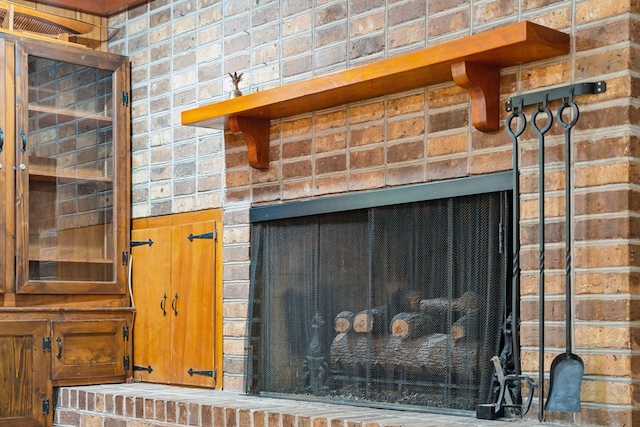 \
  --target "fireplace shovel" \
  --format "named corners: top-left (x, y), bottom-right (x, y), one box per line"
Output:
top-left (544, 99), bottom-right (584, 414)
